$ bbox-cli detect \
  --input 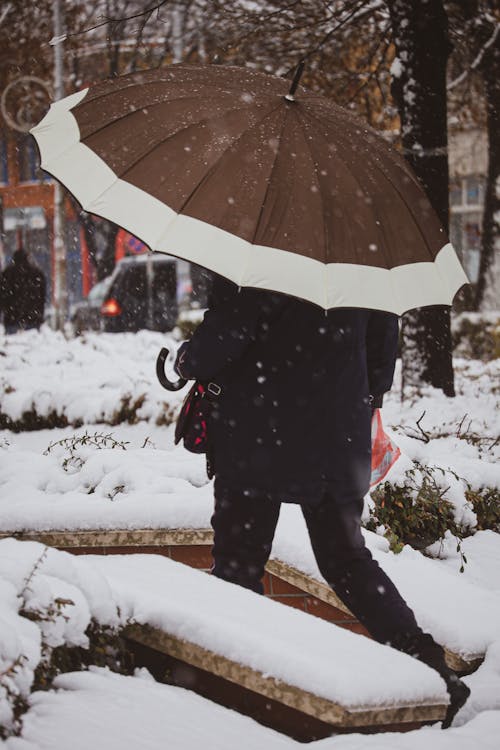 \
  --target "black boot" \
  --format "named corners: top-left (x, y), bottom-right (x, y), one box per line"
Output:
top-left (392, 631), bottom-right (471, 729)
top-left (440, 672), bottom-right (471, 729)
